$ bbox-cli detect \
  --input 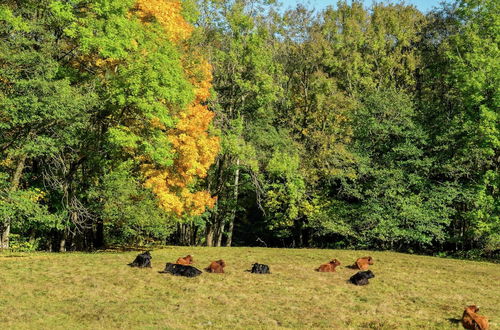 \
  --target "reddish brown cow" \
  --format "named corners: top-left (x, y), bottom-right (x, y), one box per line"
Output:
top-left (316, 259), bottom-right (341, 272)
top-left (205, 259), bottom-right (226, 273)
top-left (176, 255), bottom-right (193, 265)
top-left (462, 305), bottom-right (489, 330)
top-left (353, 256), bottom-right (374, 270)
